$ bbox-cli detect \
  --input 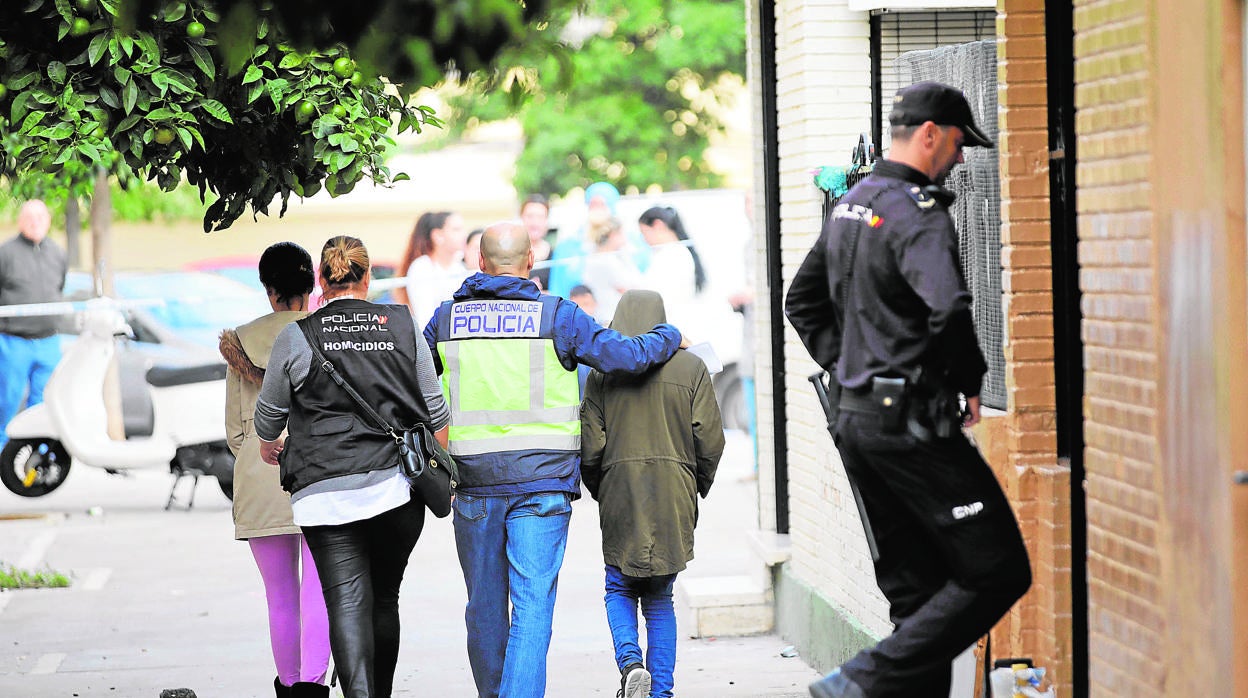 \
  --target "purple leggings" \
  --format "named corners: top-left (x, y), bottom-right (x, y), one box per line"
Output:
top-left (248, 534), bottom-right (331, 686)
